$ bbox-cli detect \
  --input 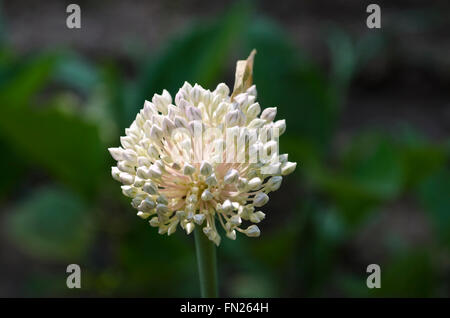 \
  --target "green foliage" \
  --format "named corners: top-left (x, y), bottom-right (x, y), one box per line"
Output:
top-left (0, 139), bottom-right (26, 199)
top-left (373, 250), bottom-right (436, 297)
top-left (53, 52), bottom-right (100, 95)
top-left (6, 186), bottom-right (93, 261)
top-left (0, 51), bottom-right (107, 197)
top-left (0, 53), bottom-right (57, 106)
top-left (0, 103), bottom-right (106, 197)
top-left (418, 167), bottom-right (450, 247)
